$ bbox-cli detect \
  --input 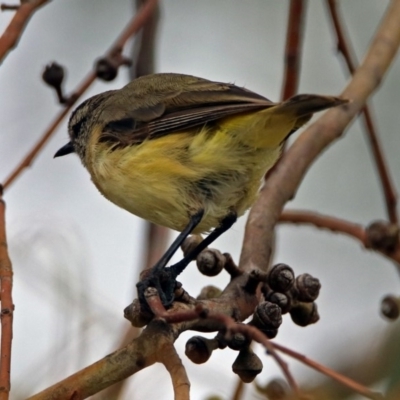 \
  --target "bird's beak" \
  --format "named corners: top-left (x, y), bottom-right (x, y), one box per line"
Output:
top-left (54, 142), bottom-right (75, 158)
